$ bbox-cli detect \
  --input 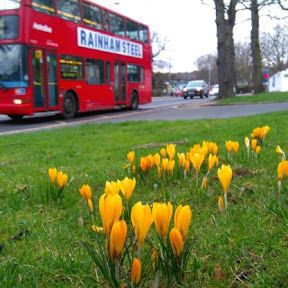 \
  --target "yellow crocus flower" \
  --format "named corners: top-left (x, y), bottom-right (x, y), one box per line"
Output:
top-left (251, 126), bottom-right (270, 140)
top-left (119, 177), bottom-right (136, 201)
top-left (140, 156), bottom-right (148, 173)
top-left (153, 153), bottom-right (161, 167)
top-left (177, 152), bottom-right (186, 168)
top-left (225, 140), bottom-right (234, 153)
top-left (251, 139), bottom-right (258, 151)
top-left (217, 164), bottom-right (233, 194)
top-left (208, 154), bottom-right (218, 171)
top-left (209, 142), bottom-right (218, 155)
top-left (131, 258), bottom-right (141, 285)
top-left (277, 161), bottom-right (288, 194)
top-left (166, 144), bottom-right (176, 160)
top-left (92, 225), bottom-right (104, 233)
top-left (152, 202), bottom-right (173, 239)
top-left (202, 176), bottom-right (208, 189)
top-left (132, 165), bottom-right (136, 175)
top-left (48, 168), bottom-right (57, 184)
top-left (161, 158), bottom-right (169, 172)
top-left (79, 184), bottom-right (92, 201)
top-left (263, 125), bottom-right (270, 136)
top-left (218, 196), bottom-right (225, 213)
top-left (233, 141), bottom-right (239, 153)
top-left (104, 180), bottom-right (120, 195)
top-left (169, 228), bottom-right (184, 259)
top-left (109, 220), bottom-right (127, 262)
top-left (168, 159), bottom-right (175, 173)
top-left (256, 145), bottom-right (261, 155)
top-left (174, 204), bottom-right (191, 240)
top-left (131, 201), bottom-right (153, 246)
top-left (200, 145), bottom-right (209, 159)
top-left (99, 193), bottom-right (122, 235)
top-left (276, 145), bottom-right (284, 155)
top-left (160, 158), bottom-right (175, 176)
top-left (277, 161), bottom-right (287, 181)
top-left (87, 199), bottom-right (94, 213)
top-left (146, 154), bottom-right (154, 170)
top-left (160, 148), bottom-right (167, 158)
top-left (56, 171), bottom-right (68, 189)
top-left (127, 151), bottom-right (135, 164)
top-left (276, 145), bottom-right (286, 160)
top-left (190, 144), bottom-right (201, 155)
top-left (184, 160), bottom-right (190, 172)
top-left (245, 137), bottom-right (250, 149)
top-left (191, 152), bottom-right (205, 172)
